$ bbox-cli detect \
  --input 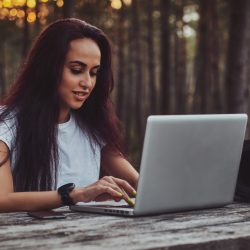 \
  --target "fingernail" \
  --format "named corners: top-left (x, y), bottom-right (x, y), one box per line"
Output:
top-left (127, 197), bottom-right (135, 207)
top-left (117, 192), bottom-right (123, 197)
top-left (133, 190), bottom-right (137, 196)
